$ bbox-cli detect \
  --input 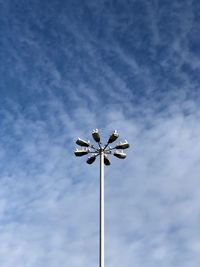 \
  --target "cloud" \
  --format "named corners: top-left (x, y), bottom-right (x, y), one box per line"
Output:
top-left (0, 93), bottom-right (200, 267)
top-left (0, 0), bottom-right (200, 266)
